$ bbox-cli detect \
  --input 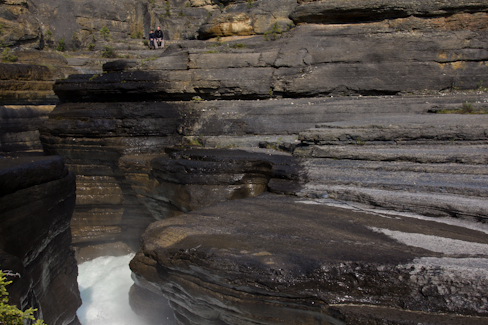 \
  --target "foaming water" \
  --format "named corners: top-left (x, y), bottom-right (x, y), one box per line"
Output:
top-left (77, 254), bottom-right (146, 325)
